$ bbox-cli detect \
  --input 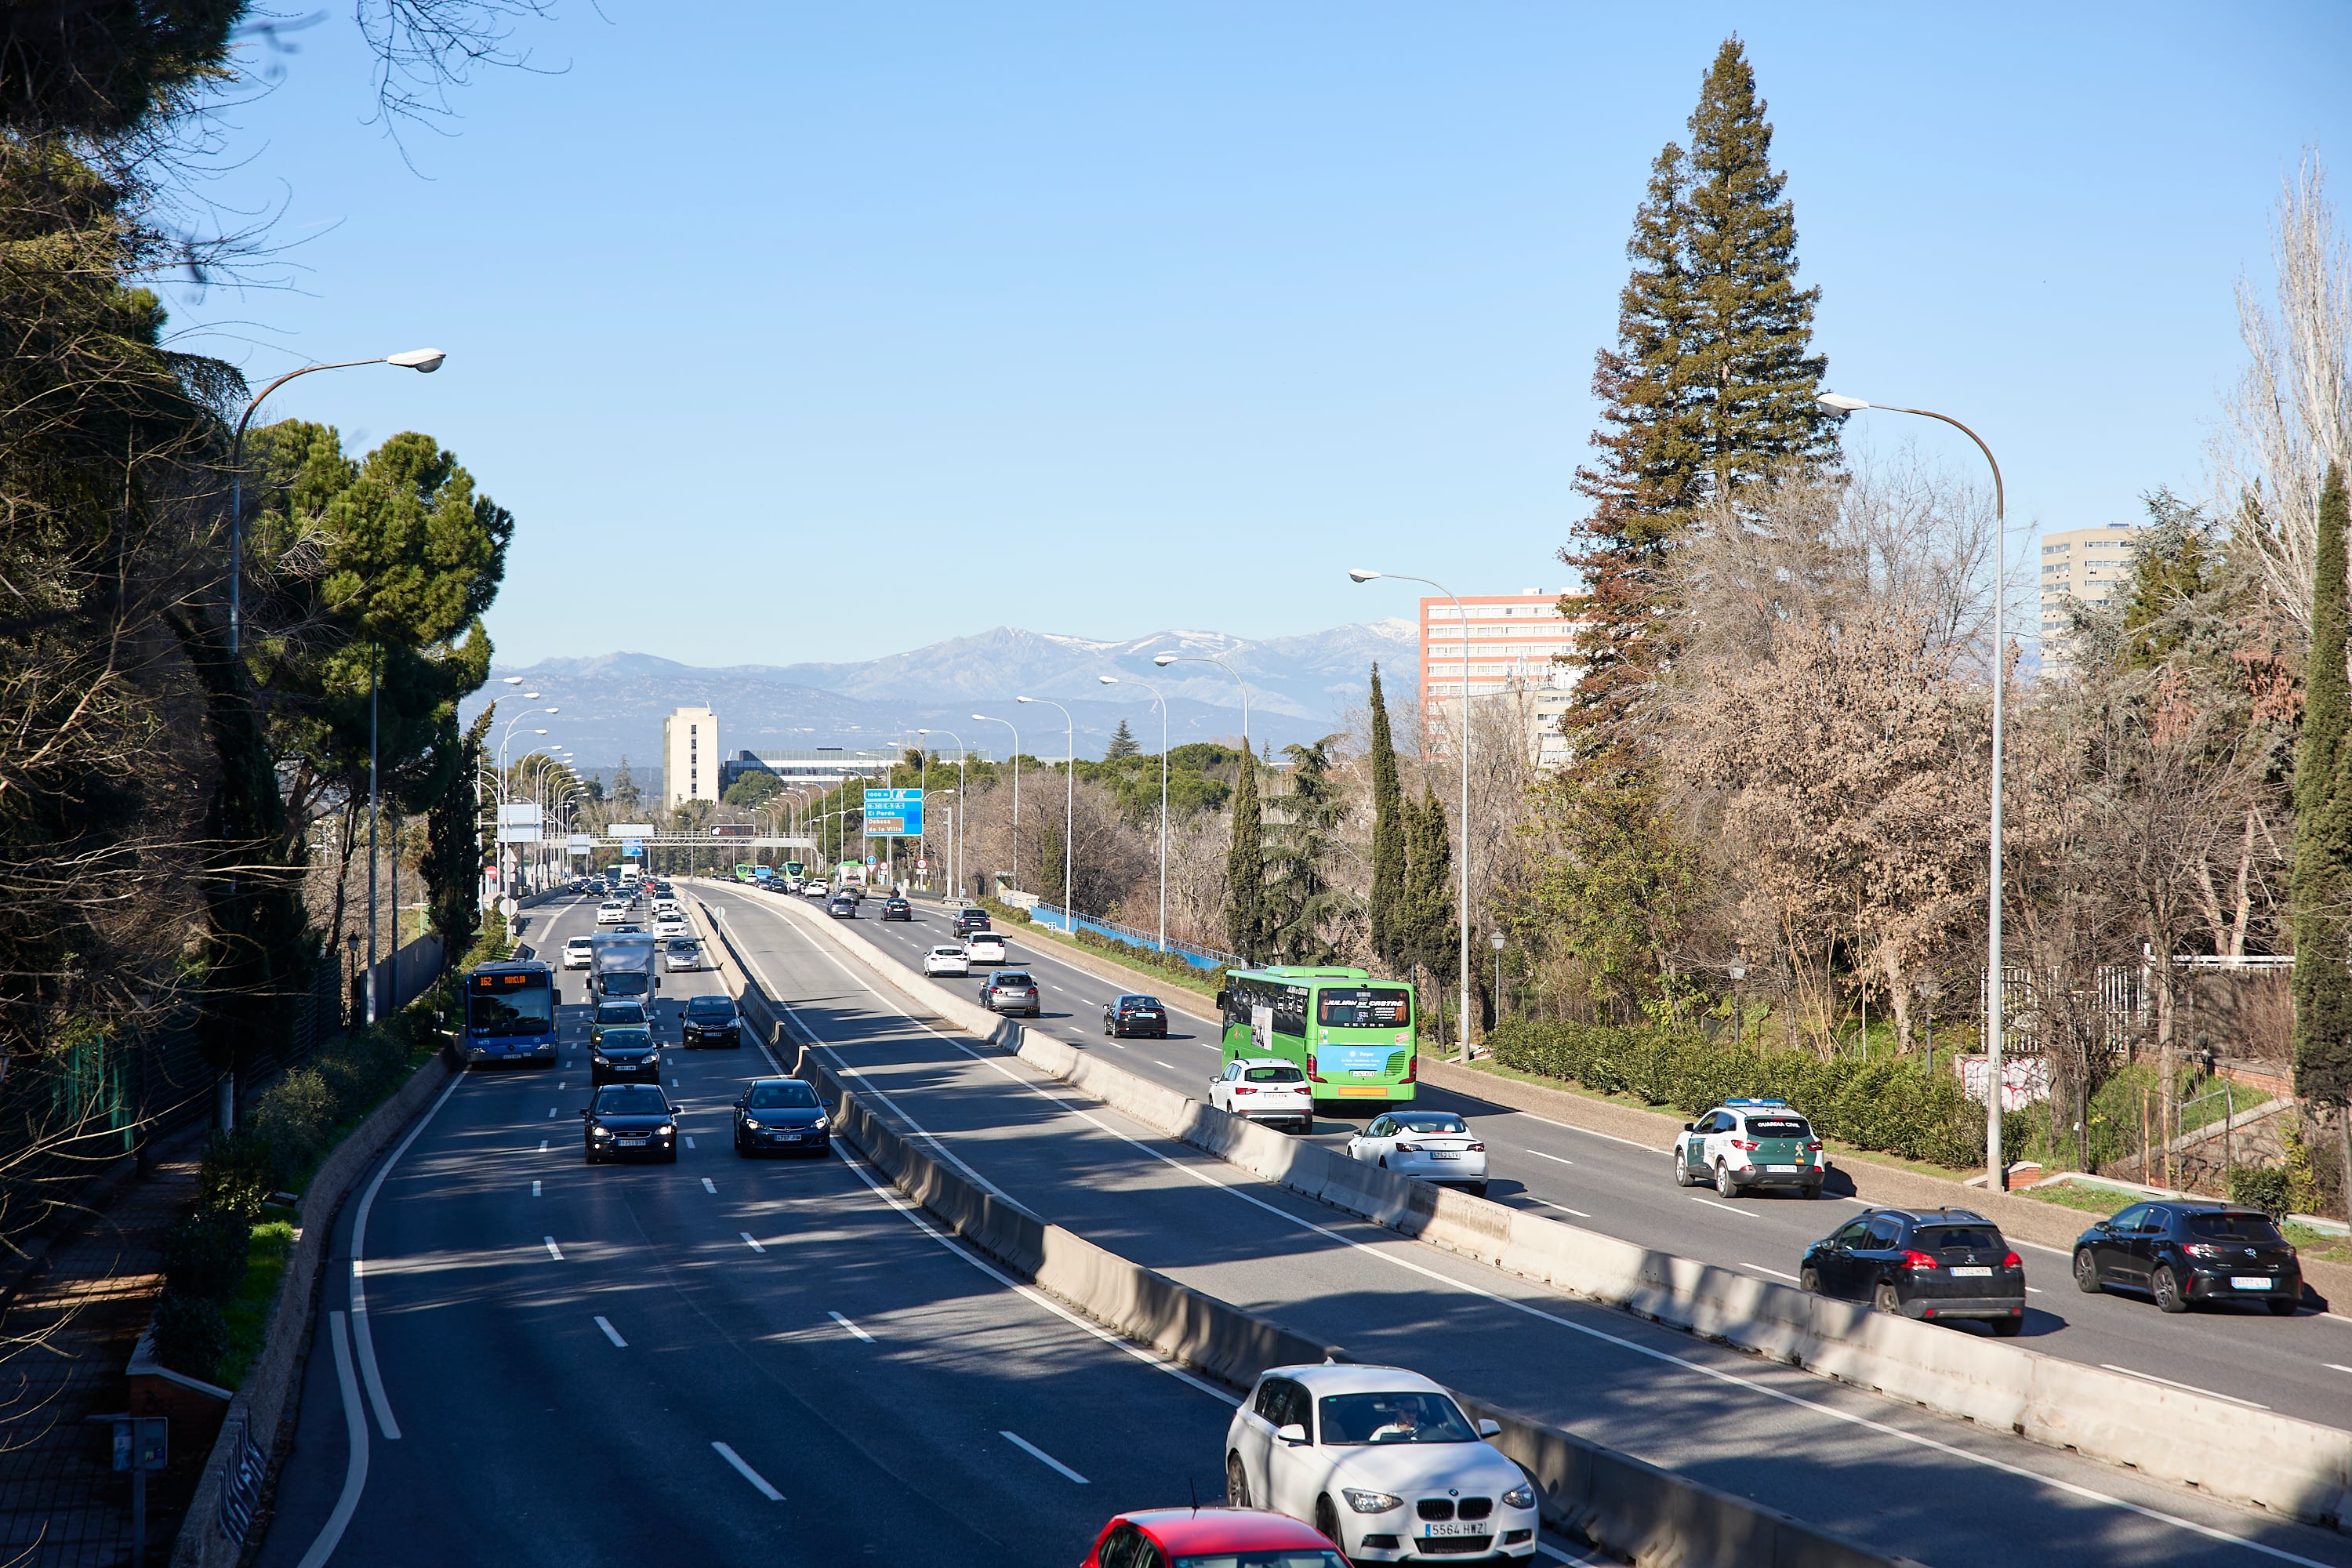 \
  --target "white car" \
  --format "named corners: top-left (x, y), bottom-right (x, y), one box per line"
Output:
top-left (594, 900), bottom-right (626, 926)
top-left (964, 931), bottom-right (1007, 964)
top-left (664, 938), bottom-right (702, 972)
top-left (922, 945), bottom-right (970, 977)
top-left (564, 936), bottom-right (594, 970)
top-left (1346, 1111), bottom-right (1488, 1198)
top-left (1225, 1363), bottom-right (1537, 1563)
top-left (654, 913), bottom-right (688, 938)
top-left (652, 898), bottom-right (681, 919)
top-left (805, 880), bottom-right (830, 899)
top-left (1210, 1058), bottom-right (1312, 1134)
